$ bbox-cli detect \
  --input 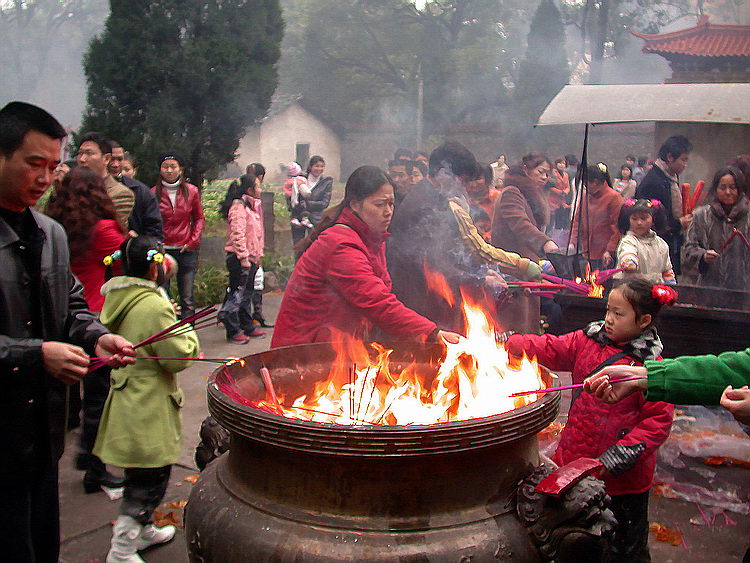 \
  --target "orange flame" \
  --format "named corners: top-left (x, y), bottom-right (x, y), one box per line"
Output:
top-left (584, 264), bottom-right (604, 298)
top-left (423, 262), bottom-right (455, 307)
top-left (257, 298), bottom-right (545, 426)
